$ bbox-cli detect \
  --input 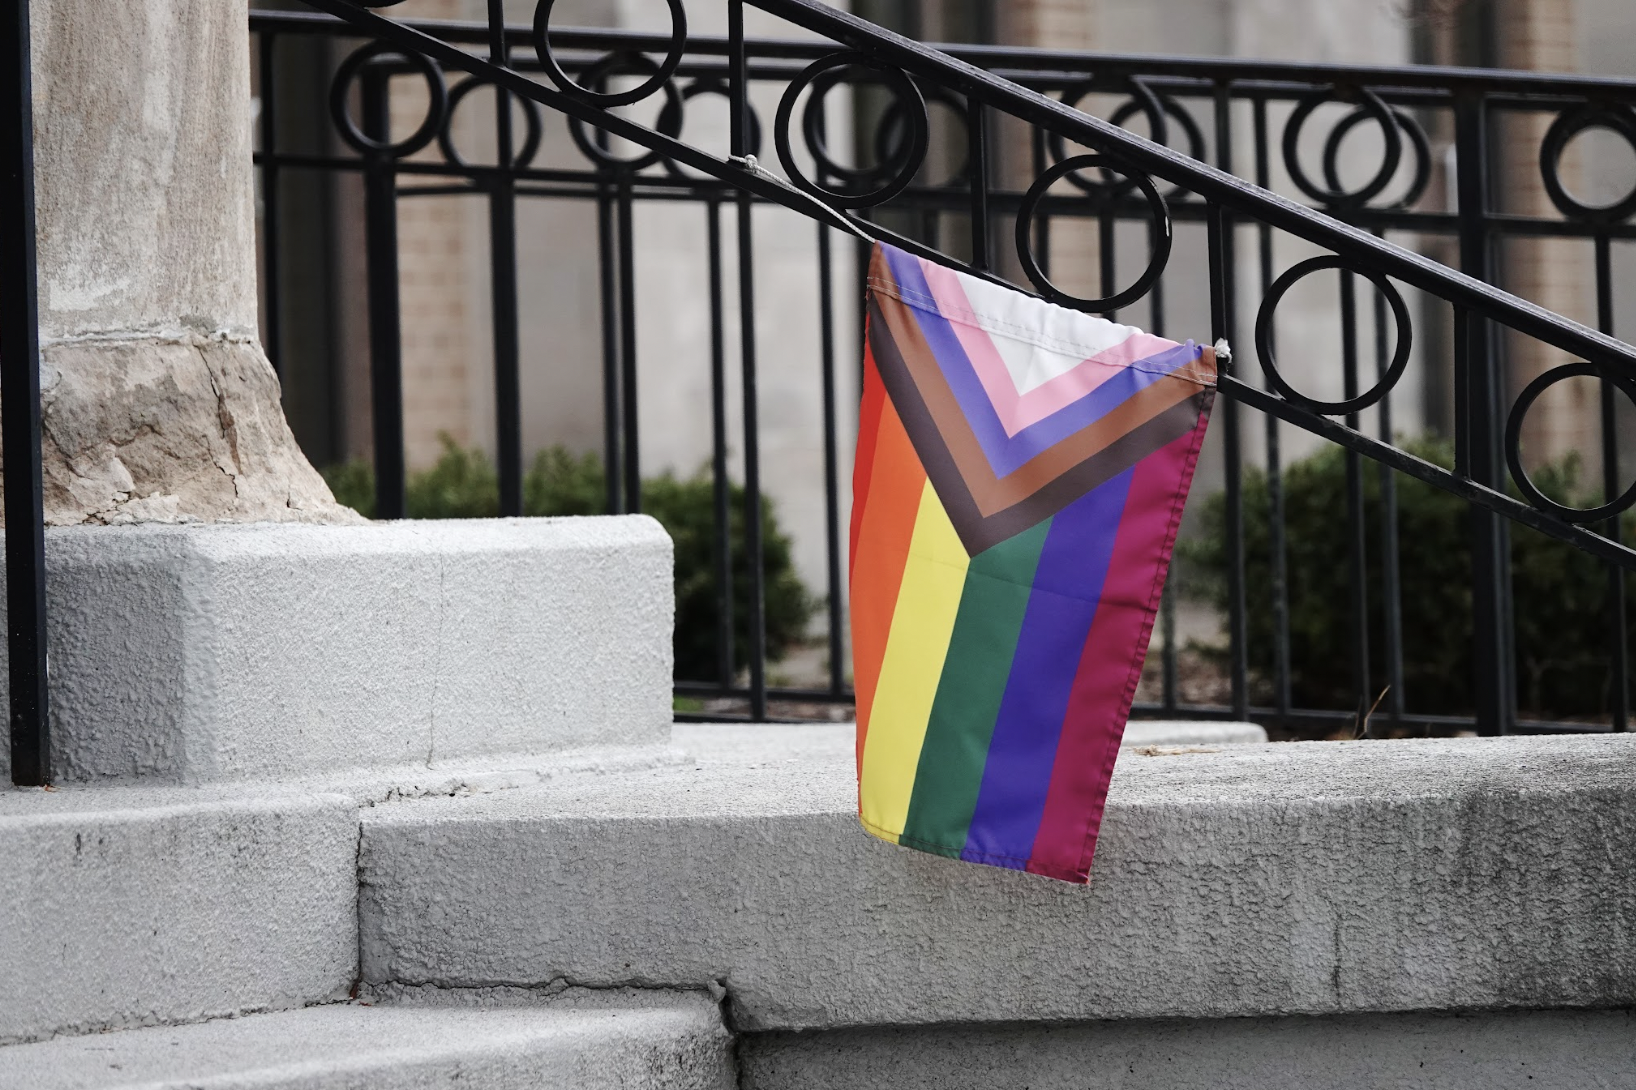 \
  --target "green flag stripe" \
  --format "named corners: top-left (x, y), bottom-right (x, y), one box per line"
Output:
top-left (900, 519), bottom-right (1051, 854)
